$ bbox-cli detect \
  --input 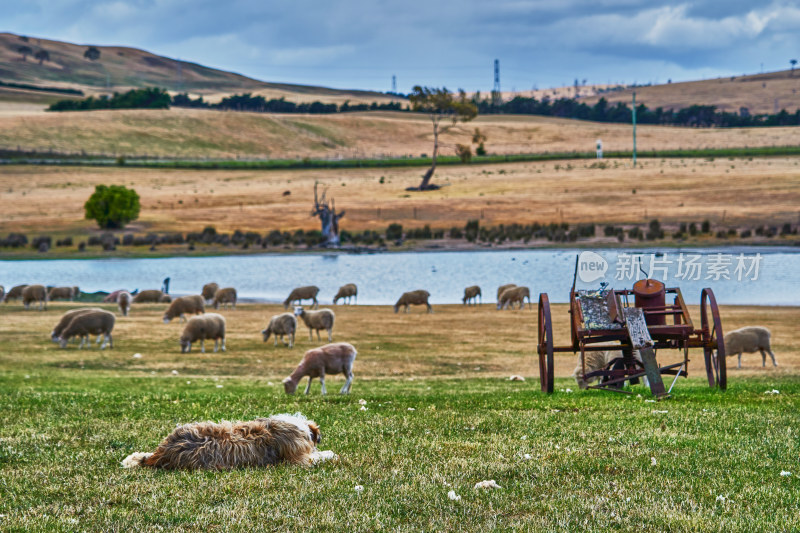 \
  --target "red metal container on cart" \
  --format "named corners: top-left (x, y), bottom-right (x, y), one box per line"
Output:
top-left (633, 278), bottom-right (666, 326)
